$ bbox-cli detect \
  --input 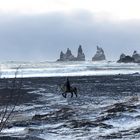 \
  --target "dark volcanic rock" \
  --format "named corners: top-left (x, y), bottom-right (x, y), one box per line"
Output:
top-left (100, 132), bottom-right (122, 139)
top-left (117, 51), bottom-right (140, 63)
top-left (104, 103), bottom-right (137, 113)
top-left (65, 48), bottom-right (75, 61)
top-left (96, 113), bottom-right (118, 122)
top-left (57, 48), bottom-right (76, 61)
top-left (92, 46), bottom-right (106, 61)
top-left (57, 45), bottom-right (85, 61)
top-left (117, 55), bottom-right (135, 63)
top-left (67, 119), bottom-right (113, 129)
top-left (59, 51), bottom-right (65, 61)
top-left (96, 101), bottom-right (137, 122)
top-left (120, 53), bottom-right (126, 60)
top-left (12, 121), bottom-right (38, 127)
top-left (32, 107), bottom-right (75, 122)
top-left (76, 45), bottom-right (85, 61)
top-left (131, 128), bottom-right (140, 134)
top-left (132, 50), bottom-right (140, 63)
